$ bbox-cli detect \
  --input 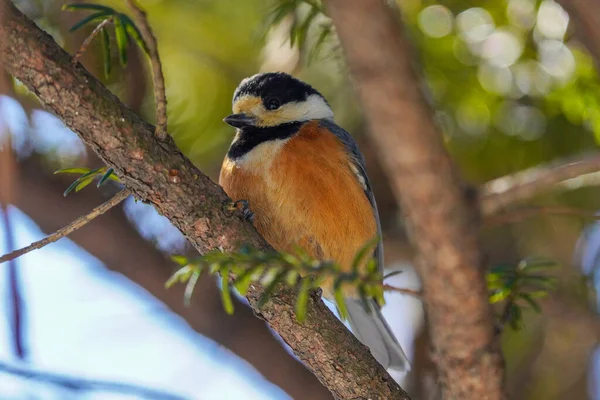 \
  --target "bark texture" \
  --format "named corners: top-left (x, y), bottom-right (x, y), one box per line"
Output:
top-left (0, 2), bottom-right (408, 399)
top-left (325, 1), bottom-right (505, 399)
top-left (13, 157), bottom-right (332, 400)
